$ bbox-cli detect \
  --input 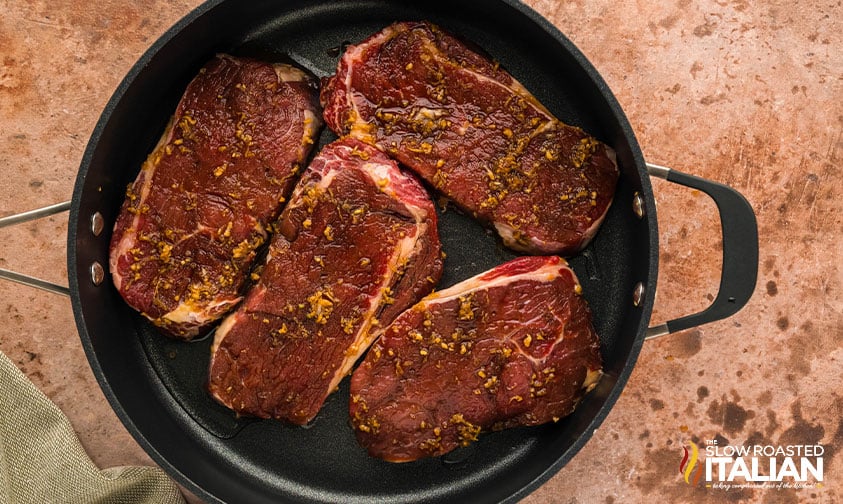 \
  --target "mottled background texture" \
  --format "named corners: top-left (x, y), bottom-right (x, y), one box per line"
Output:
top-left (1, 1), bottom-right (840, 503)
